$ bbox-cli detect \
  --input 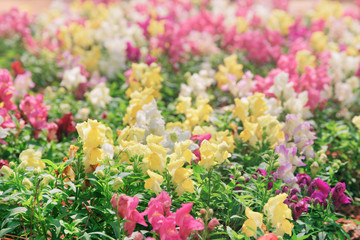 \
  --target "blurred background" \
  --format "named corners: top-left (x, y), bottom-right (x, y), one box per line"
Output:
top-left (0, 0), bottom-right (357, 14)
